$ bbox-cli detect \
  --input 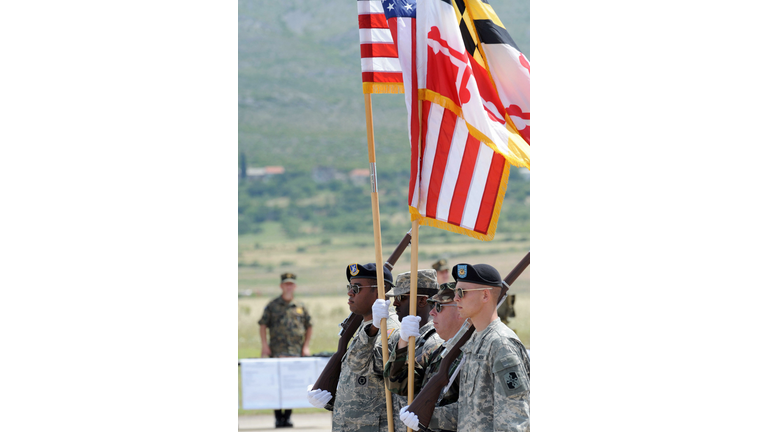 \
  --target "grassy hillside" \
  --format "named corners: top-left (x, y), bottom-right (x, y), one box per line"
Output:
top-left (238, 0), bottom-right (530, 171)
